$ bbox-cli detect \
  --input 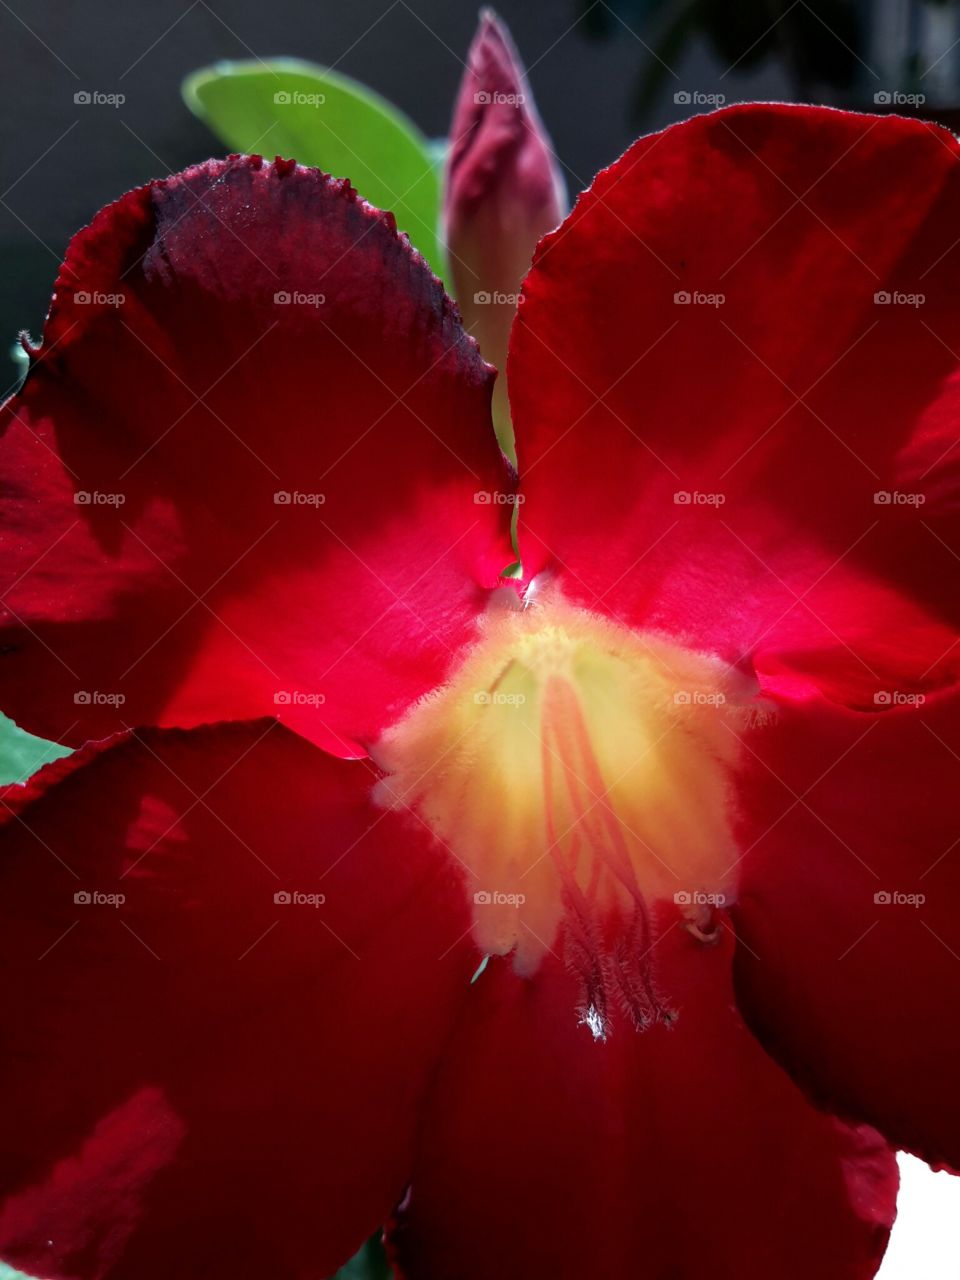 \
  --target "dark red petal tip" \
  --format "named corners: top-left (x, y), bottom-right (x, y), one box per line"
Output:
top-left (1, 155), bottom-right (514, 756)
